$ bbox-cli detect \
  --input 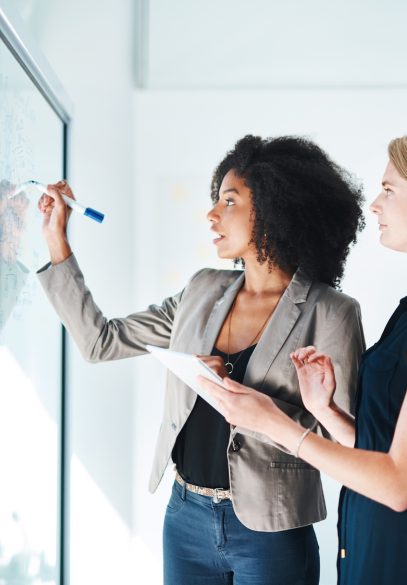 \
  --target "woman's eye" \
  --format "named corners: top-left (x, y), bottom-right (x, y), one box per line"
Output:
top-left (225, 198), bottom-right (235, 207)
top-left (384, 188), bottom-right (393, 197)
